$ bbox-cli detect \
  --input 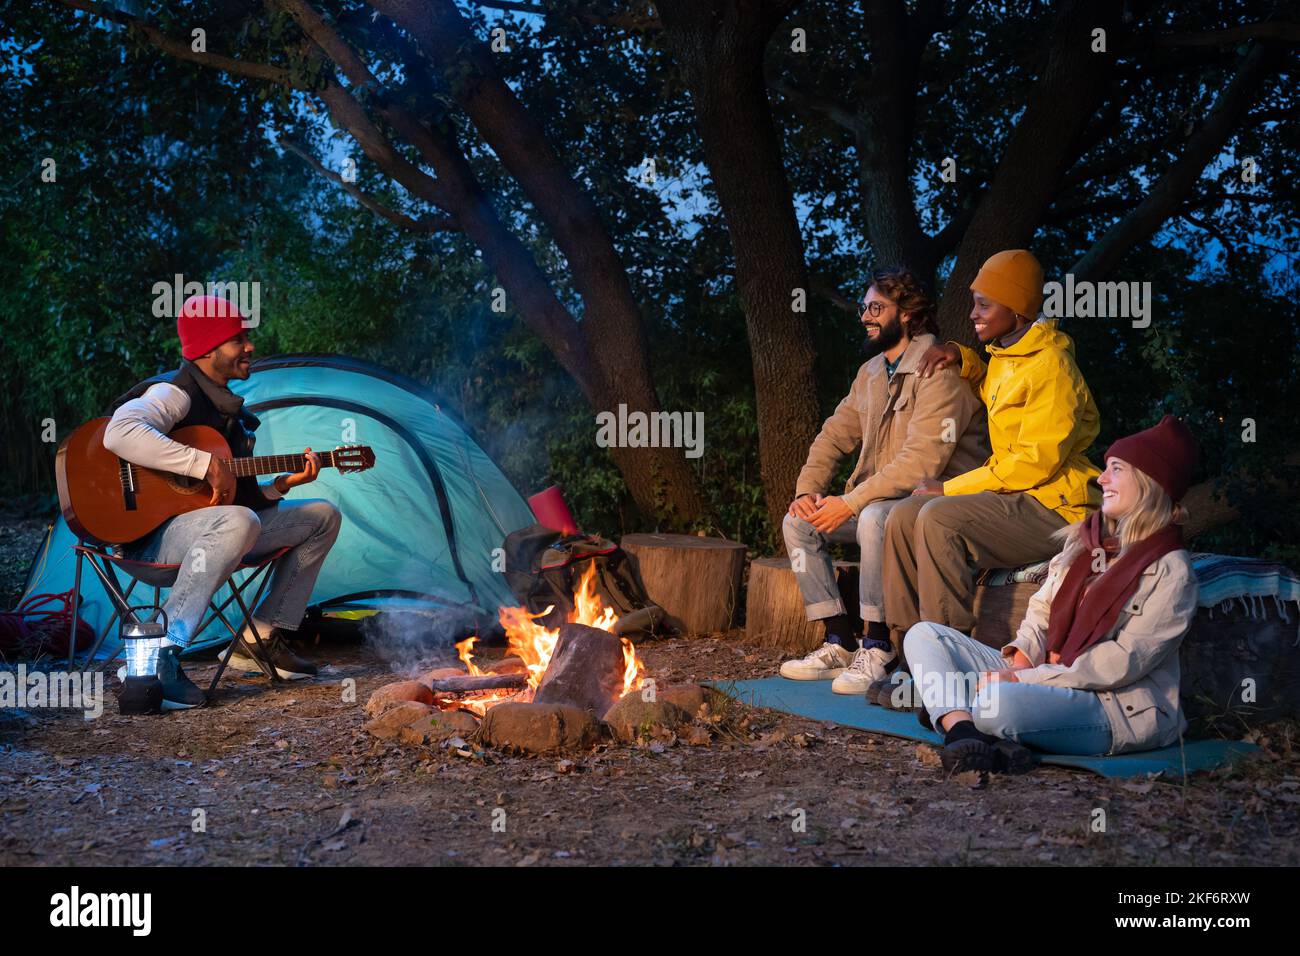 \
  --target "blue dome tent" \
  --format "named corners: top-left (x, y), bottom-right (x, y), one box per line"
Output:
top-left (21, 354), bottom-right (538, 656)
